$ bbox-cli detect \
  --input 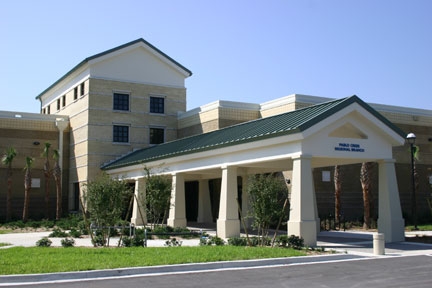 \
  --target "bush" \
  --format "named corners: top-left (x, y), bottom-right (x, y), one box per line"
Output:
top-left (61, 238), bottom-right (75, 247)
top-left (69, 228), bottom-right (82, 238)
top-left (92, 234), bottom-right (106, 247)
top-left (36, 237), bottom-right (52, 247)
top-left (165, 238), bottom-right (182, 247)
top-left (288, 235), bottom-right (304, 249)
top-left (40, 219), bottom-right (55, 229)
top-left (121, 233), bottom-right (145, 247)
top-left (49, 228), bottom-right (68, 237)
top-left (200, 236), bottom-right (225, 246)
top-left (228, 237), bottom-right (248, 246)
